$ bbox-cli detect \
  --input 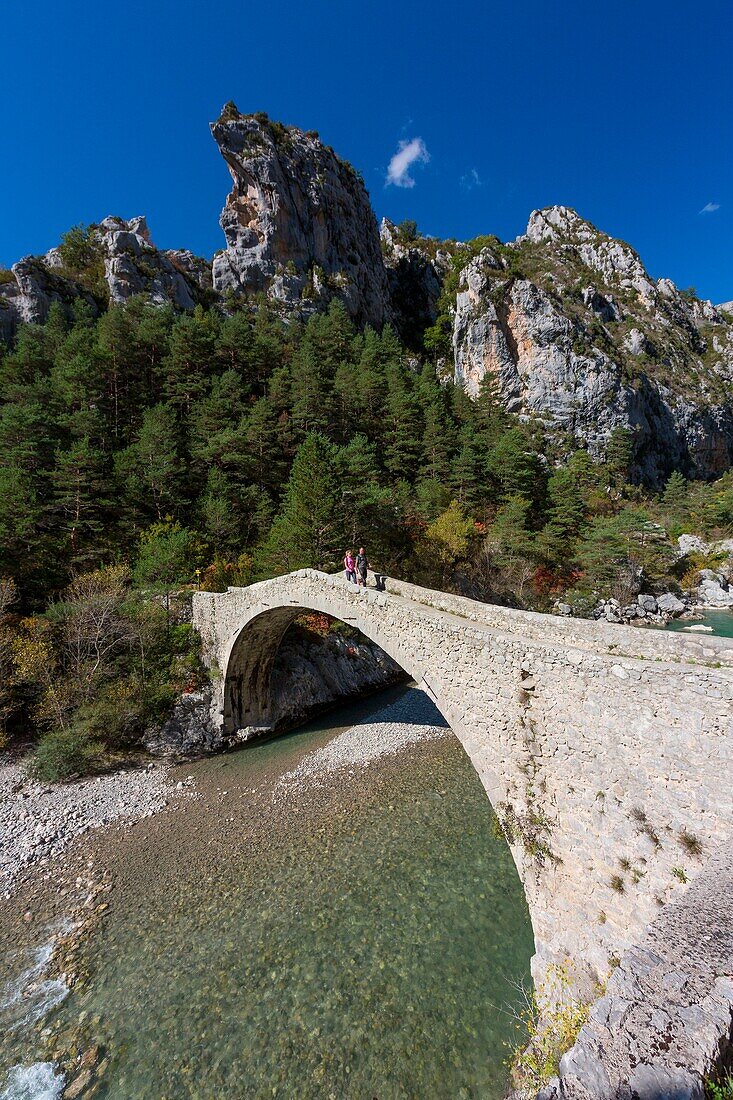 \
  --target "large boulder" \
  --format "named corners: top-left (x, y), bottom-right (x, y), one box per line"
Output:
top-left (656, 592), bottom-right (687, 616)
top-left (210, 106), bottom-right (391, 329)
top-left (144, 688), bottom-right (220, 756)
top-left (696, 570), bottom-right (733, 608)
top-left (677, 534), bottom-right (710, 558)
